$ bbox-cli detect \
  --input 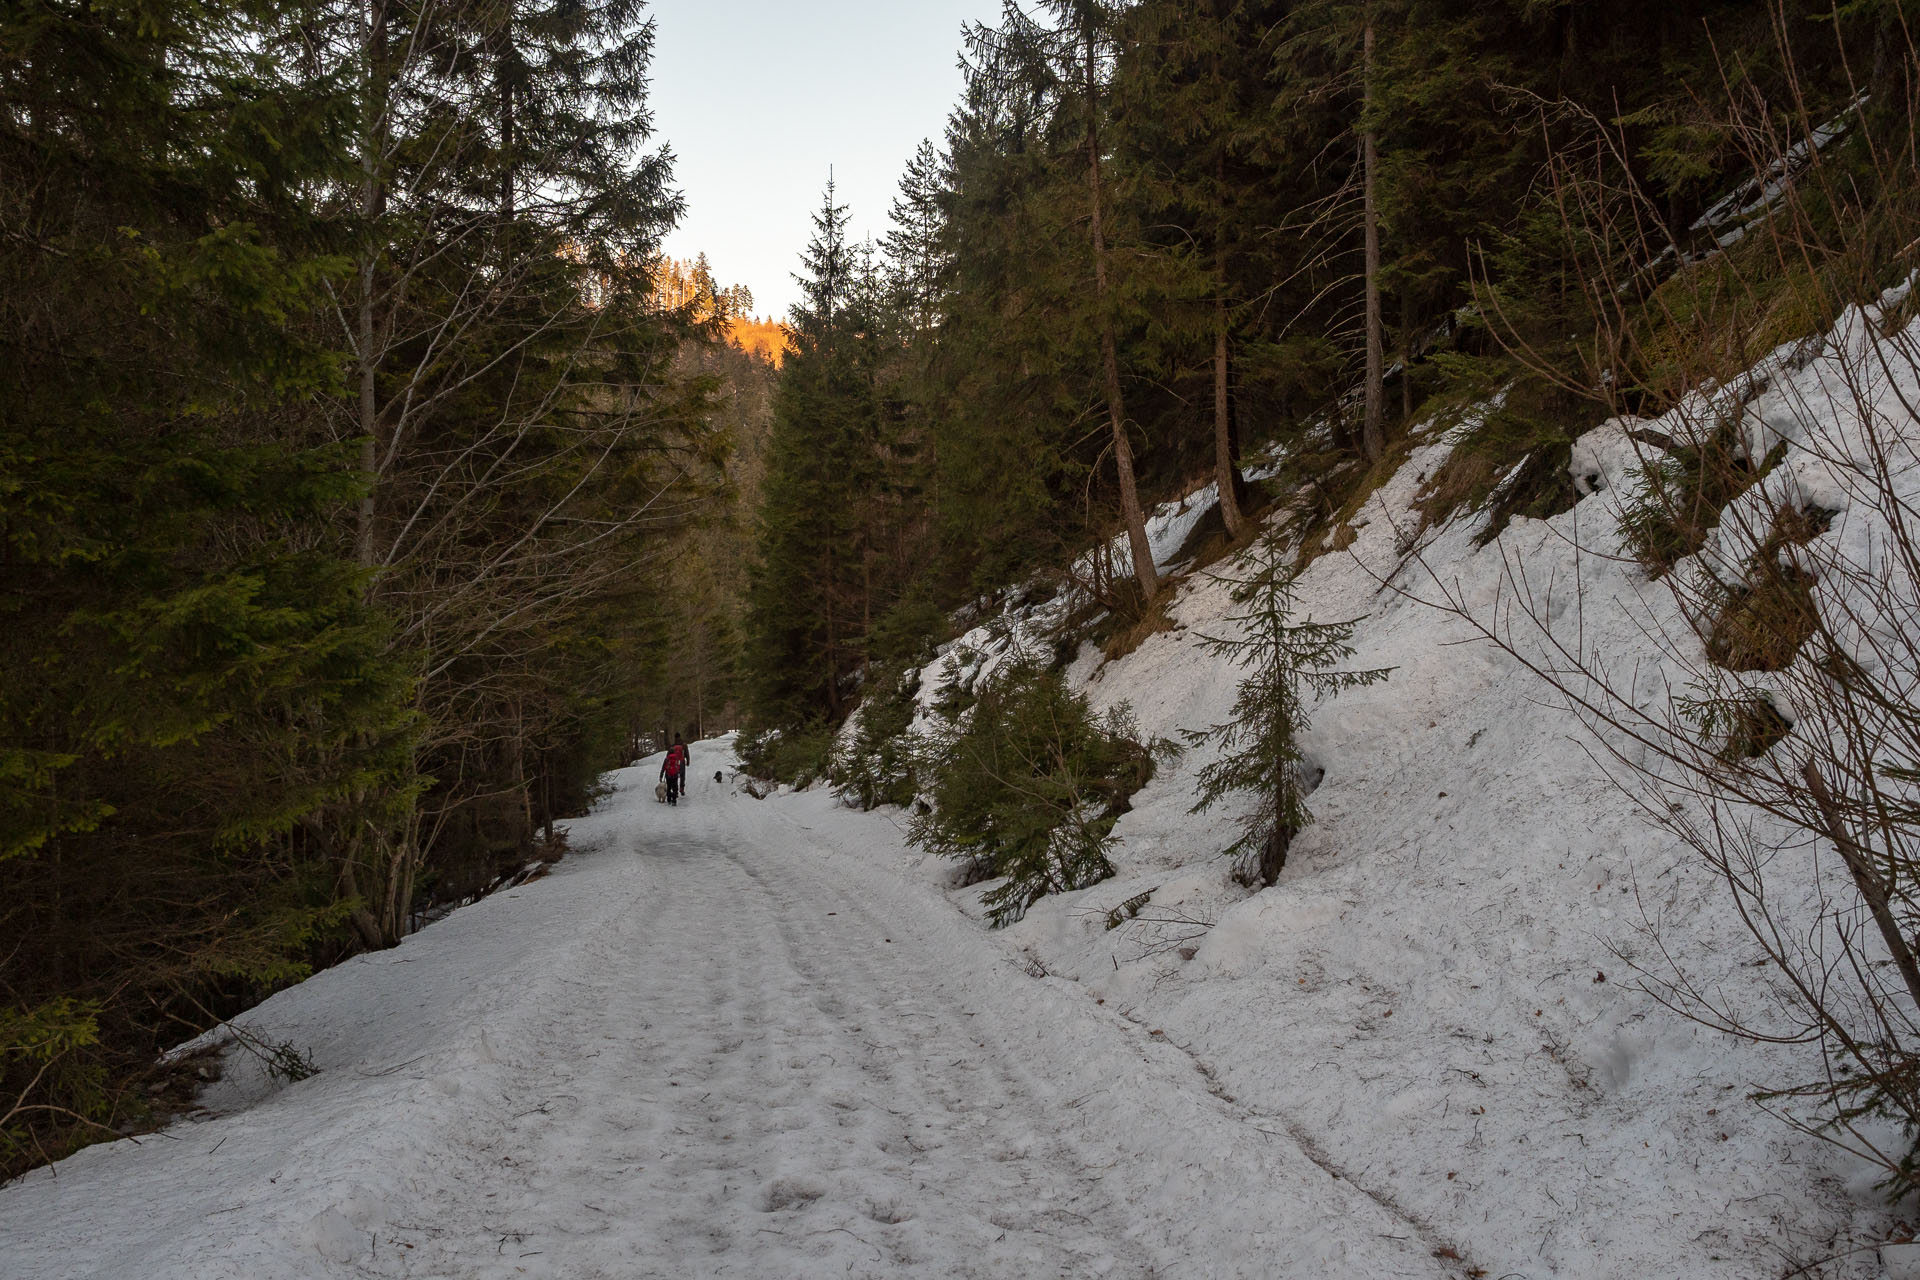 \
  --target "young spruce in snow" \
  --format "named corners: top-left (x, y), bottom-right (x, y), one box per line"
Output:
top-left (908, 659), bottom-right (1164, 926)
top-left (1187, 540), bottom-right (1392, 886)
